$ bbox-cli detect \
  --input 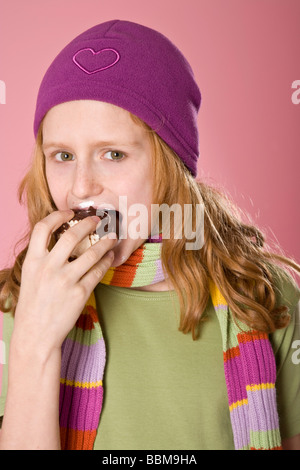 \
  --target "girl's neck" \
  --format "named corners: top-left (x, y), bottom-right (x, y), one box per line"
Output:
top-left (127, 278), bottom-right (174, 292)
